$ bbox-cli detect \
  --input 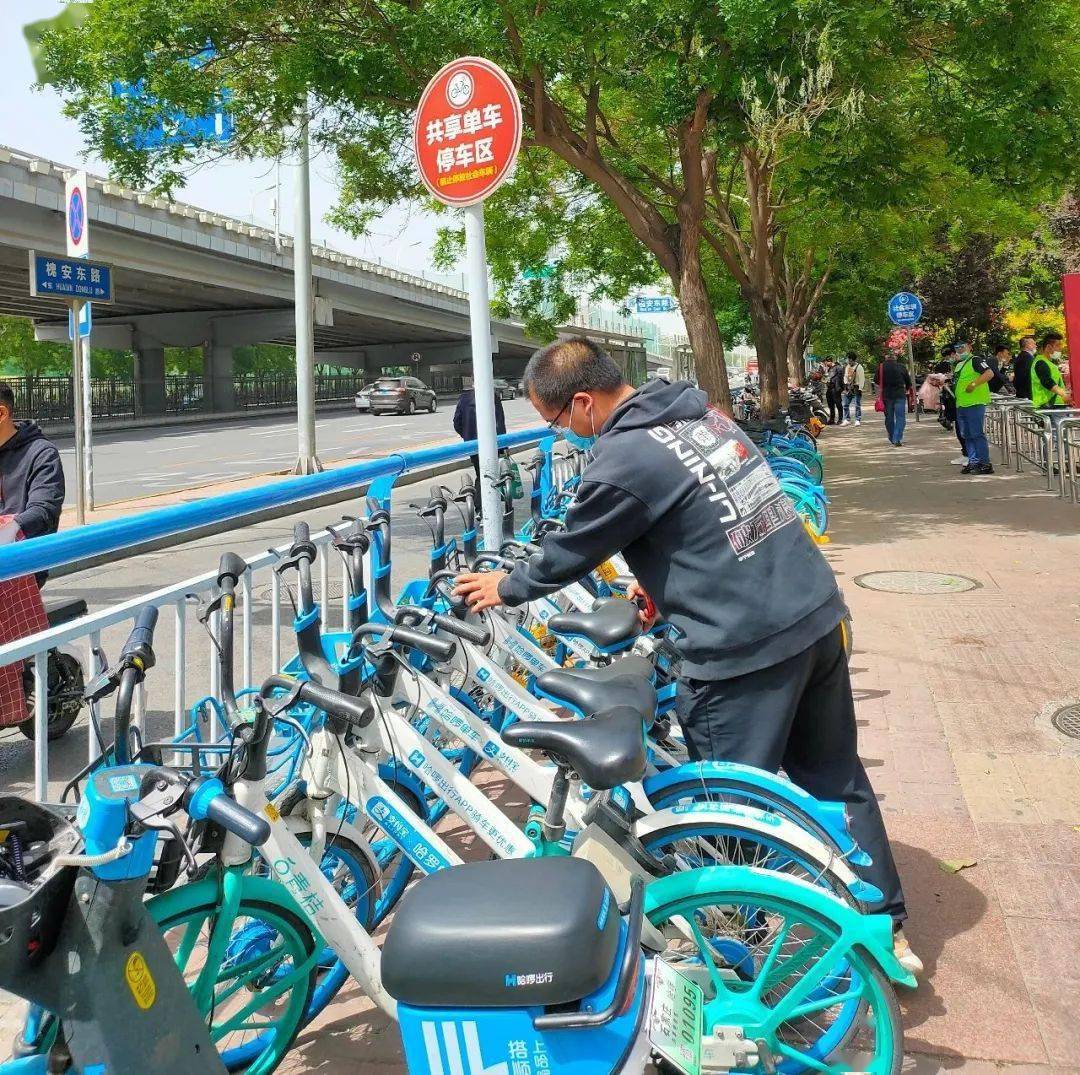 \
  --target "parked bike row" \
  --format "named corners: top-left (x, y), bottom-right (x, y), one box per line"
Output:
top-left (0, 435), bottom-right (905, 1075)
